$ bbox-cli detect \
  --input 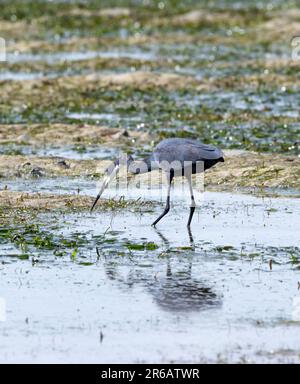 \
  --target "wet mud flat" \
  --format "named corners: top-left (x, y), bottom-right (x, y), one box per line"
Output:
top-left (0, 190), bottom-right (299, 363)
top-left (0, 0), bottom-right (300, 363)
